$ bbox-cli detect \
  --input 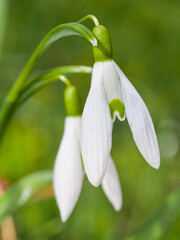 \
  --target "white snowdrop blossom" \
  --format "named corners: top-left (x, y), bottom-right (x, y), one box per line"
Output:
top-left (53, 117), bottom-right (83, 222)
top-left (53, 23), bottom-right (160, 222)
top-left (53, 116), bottom-right (122, 222)
top-left (81, 24), bottom-right (160, 187)
top-left (81, 60), bottom-right (160, 187)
